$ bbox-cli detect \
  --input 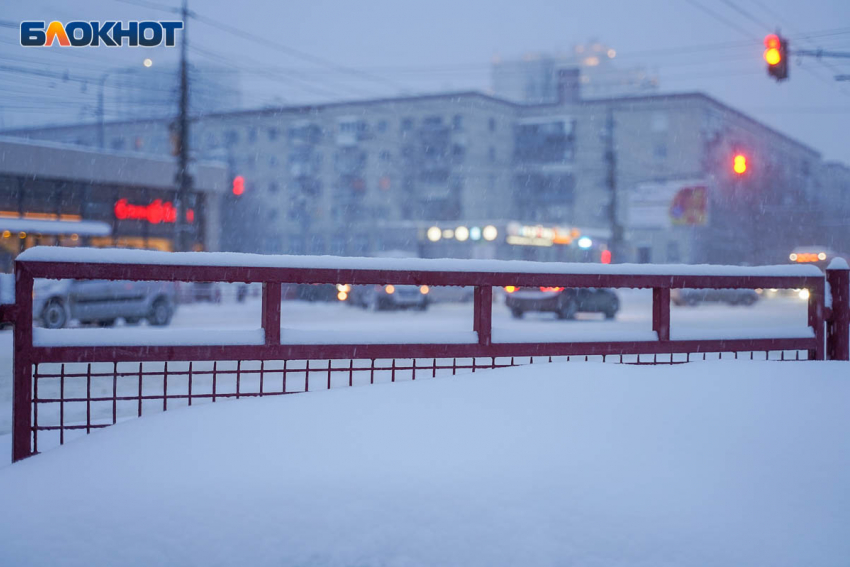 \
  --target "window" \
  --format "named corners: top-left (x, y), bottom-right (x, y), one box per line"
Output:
top-left (110, 138), bottom-right (125, 151)
top-left (638, 246), bottom-right (652, 264)
top-left (489, 117), bottom-right (497, 132)
top-left (379, 150), bottom-right (392, 161)
top-left (268, 182), bottom-right (279, 193)
top-left (224, 130), bottom-right (239, 147)
top-left (452, 114), bottom-right (463, 130)
top-left (268, 128), bottom-right (279, 141)
top-left (452, 144), bottom-right (466, 162)
top-left (248, 127), bottom-right (258, 144)
top-left (666, 241), bottom-right (680, 263)
top-left (269, 155), bottom-right (279, 167)
top-left (651, 113), bottom-right (669, 132)
top-left (401, 117), bottom-right (414, 131)
top-left (377, 120), bottom-right (388, 133)
top-left (653, 144), bottom-right (667, 159)
top-left (488, 146), bottom-right (496, 162)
